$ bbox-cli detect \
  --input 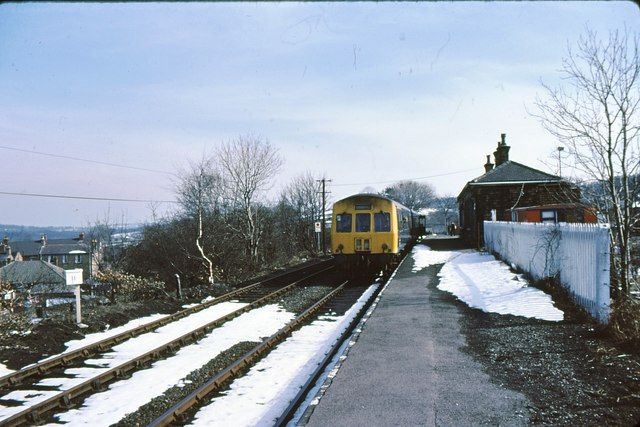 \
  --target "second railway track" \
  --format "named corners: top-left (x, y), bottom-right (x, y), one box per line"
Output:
top-left (0, 259), bottom-right (335, 426)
